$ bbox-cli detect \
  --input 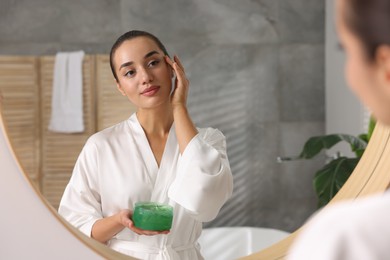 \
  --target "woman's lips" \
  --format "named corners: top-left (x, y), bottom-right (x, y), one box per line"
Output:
top-left (141, 86), bottom-right (160, 96)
